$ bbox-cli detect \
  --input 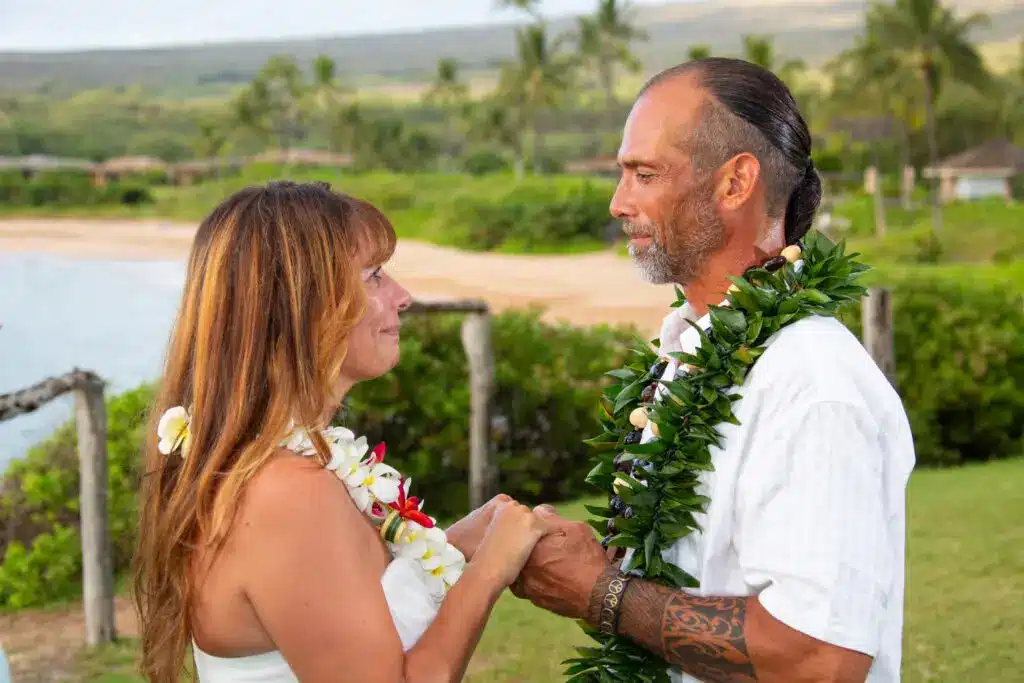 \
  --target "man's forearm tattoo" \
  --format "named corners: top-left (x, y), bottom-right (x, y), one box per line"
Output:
top-left (661, 593), bottom-right (757, 682)
top-left (608, 578), bottom-right (758, 683)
